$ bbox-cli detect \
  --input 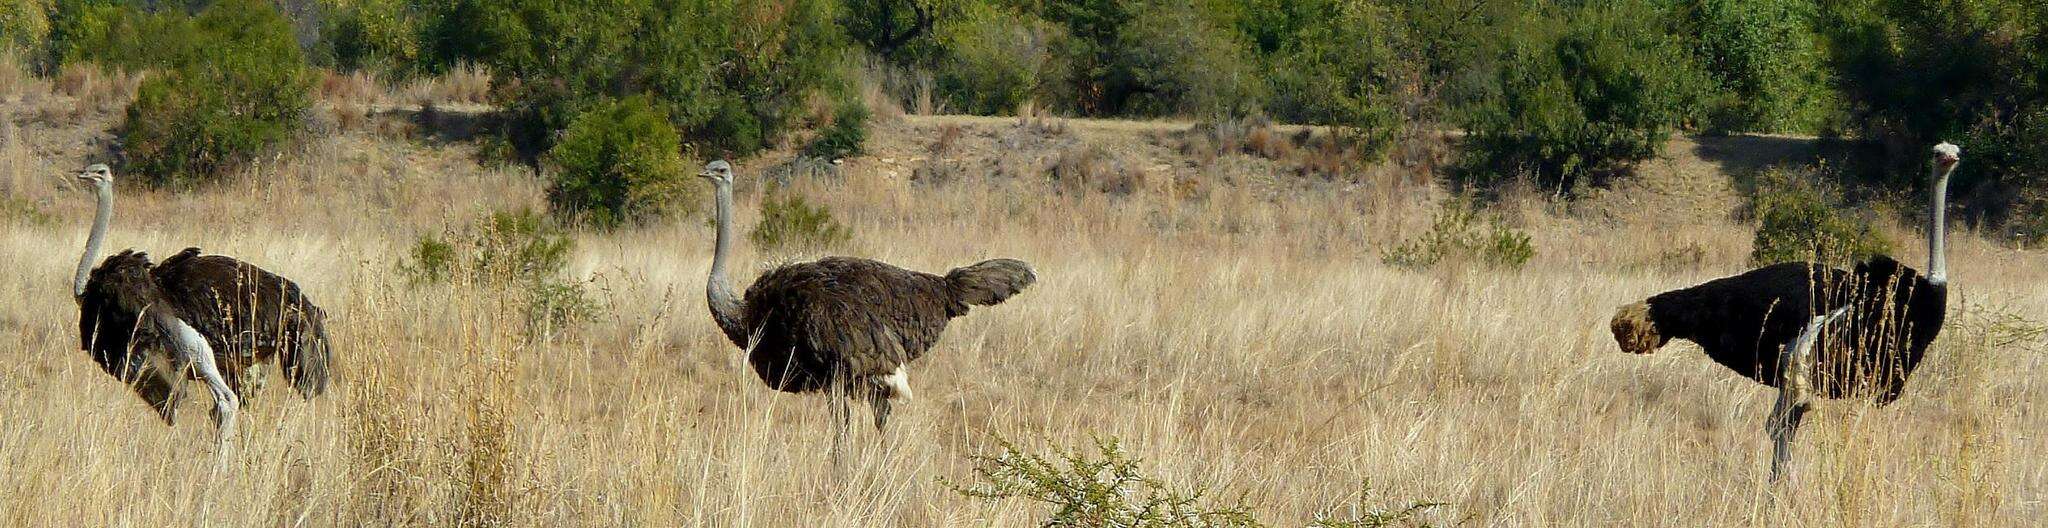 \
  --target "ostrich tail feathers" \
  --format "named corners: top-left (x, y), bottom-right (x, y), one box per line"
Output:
top-left (1611, 302), bottom-right (1664, 354)
top-left (945, 259), bottom-right (1036, 306)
